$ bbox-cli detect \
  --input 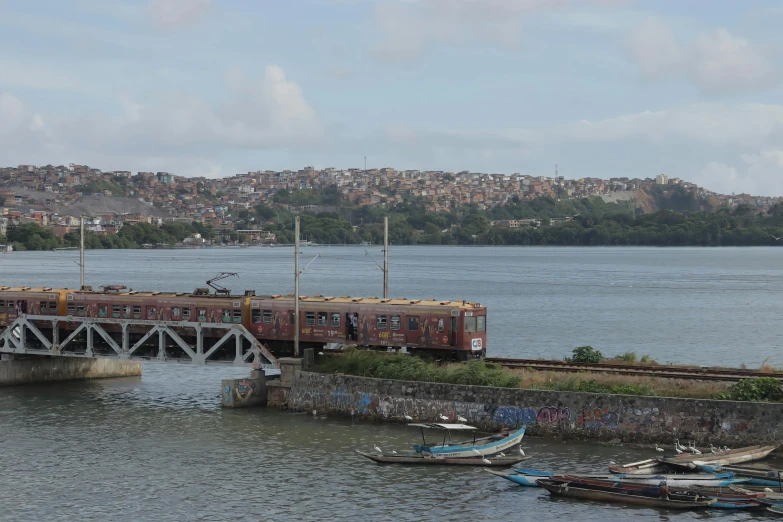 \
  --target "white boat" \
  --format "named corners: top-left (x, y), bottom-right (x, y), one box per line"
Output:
top-left (0, 244), bottom-right (12, 253)
top-left (411, 423), bottom-right (526, 458)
